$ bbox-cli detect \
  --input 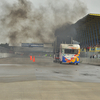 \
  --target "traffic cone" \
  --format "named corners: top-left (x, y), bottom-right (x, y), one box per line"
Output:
top-left (30, 56), bottom-right (32, 60)
top-left (33, 56), bottom-right (35, 62)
